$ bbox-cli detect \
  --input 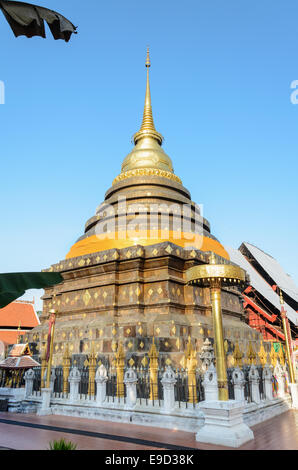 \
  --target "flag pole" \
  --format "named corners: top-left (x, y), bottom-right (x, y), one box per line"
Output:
top-left (45, 298), bottom-right (58, 389)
